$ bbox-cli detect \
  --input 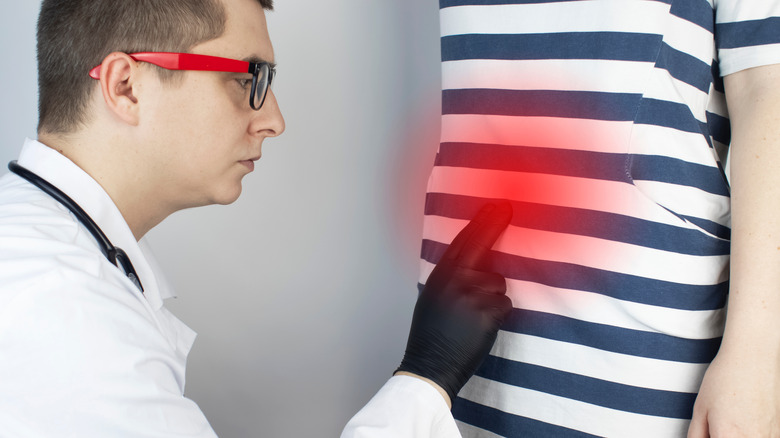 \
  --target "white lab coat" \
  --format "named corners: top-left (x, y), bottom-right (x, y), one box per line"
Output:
top-left (0, 139), bottom-right (459, 437)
